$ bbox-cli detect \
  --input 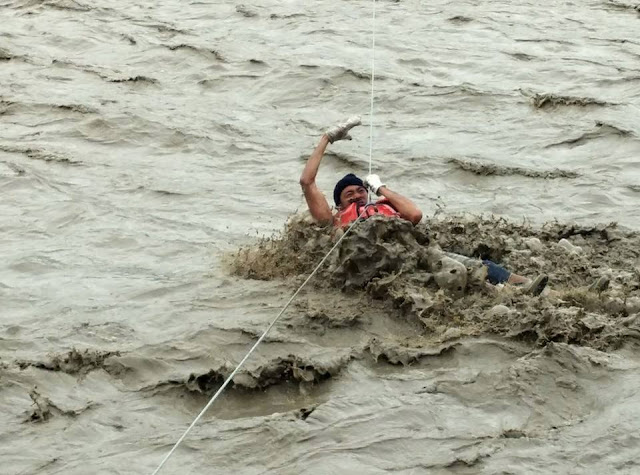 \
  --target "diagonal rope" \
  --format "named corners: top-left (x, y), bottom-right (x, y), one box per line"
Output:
top-left (368, 0), bottom-right (377, 176)
top-left (151, 212), bottom-right (368, 475)
top-left (151, 2), bottom-right (380, 473)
